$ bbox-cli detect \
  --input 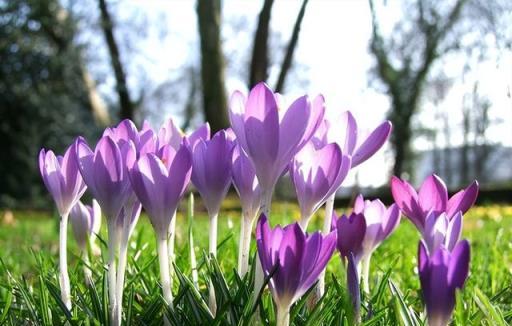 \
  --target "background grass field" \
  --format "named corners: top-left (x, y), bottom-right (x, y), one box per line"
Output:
top-left (0, 198), bottom-right (511, 325)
